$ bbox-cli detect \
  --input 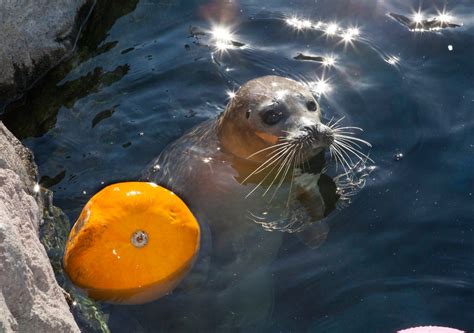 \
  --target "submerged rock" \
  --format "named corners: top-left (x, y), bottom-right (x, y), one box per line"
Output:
top-left (40, 189), bottom-right (110, 333)
top-left (293, 53), bottom-right (325, 62)
top-left (0, 122), bottom-right (80, 332)
top-left (0, 0), bottom-right (93, 109)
